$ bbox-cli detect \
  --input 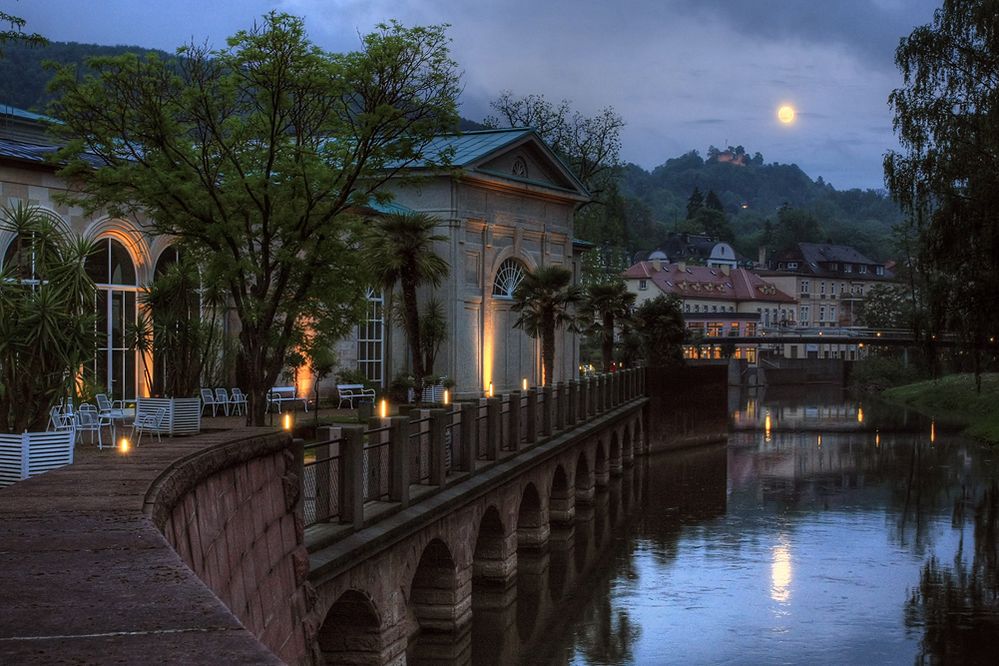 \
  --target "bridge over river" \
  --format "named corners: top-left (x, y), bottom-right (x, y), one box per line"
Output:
top-left (1, 366), bottom-right (726, 665)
